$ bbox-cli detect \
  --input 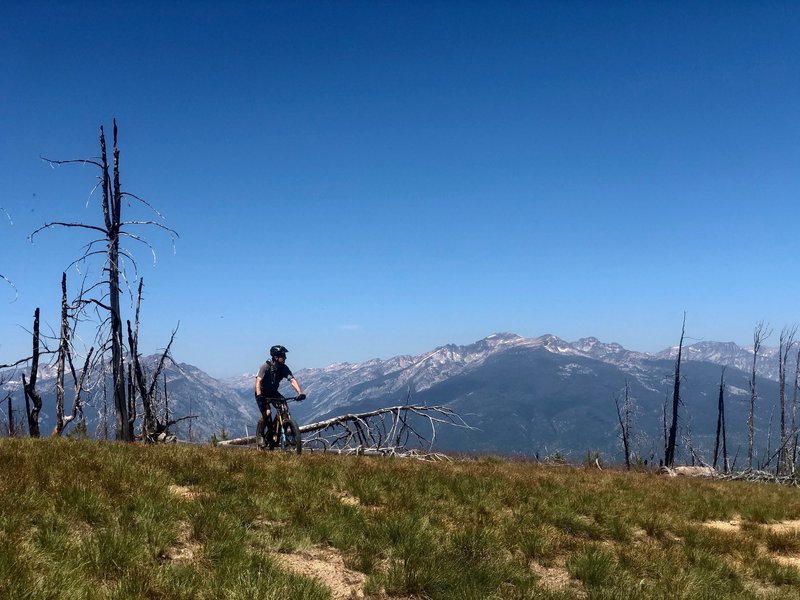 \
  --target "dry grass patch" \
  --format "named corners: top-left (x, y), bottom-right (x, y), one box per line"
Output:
top-left (273, 545), bottom-right (367, 600)
top-left (167, 484), bottom-right (205, 501)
